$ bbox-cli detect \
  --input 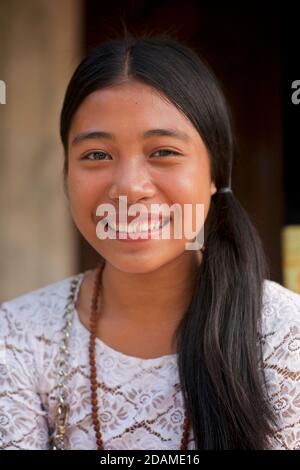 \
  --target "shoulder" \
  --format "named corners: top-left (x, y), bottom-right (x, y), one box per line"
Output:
top-left (0, 273), bottom-right (84, 344)
top-left (260, 279), bottom-right (300, 369)
top-left (260, 280), bottom-right (300, 449)
top-left (261, 279), bottom-right (300, 335)
top-left (0, 275), bottom-right (83, 449)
